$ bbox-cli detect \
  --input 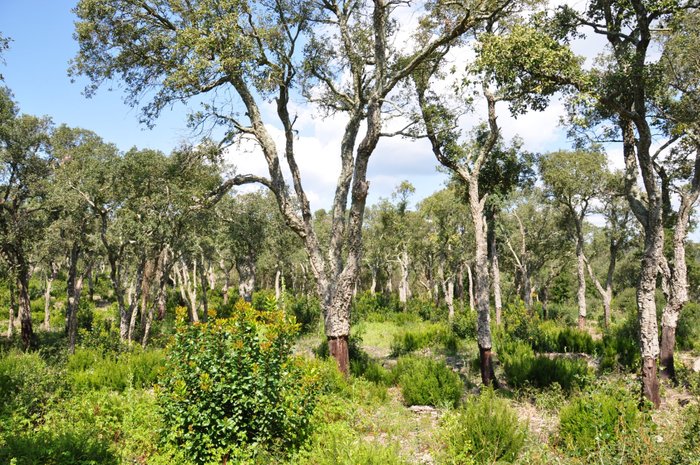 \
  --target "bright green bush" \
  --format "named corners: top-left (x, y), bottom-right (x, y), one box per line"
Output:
top-left (558, 387), bottom-right (641, 457)
top-left (66, 347), bottom-right (164, 392)
top-left (0, 350), bottom-right (63, 418)
top-left (503, 299), bottom-right (538, 342)
top-left (440, 389), bottom-right (526, 464)
top-left (672, 403), bottom-right (700, 465)
top-left (394, 356), bottom-right (463, 407)
top-left (451, 309), bottom-right (477, 339)
top-left (677, 302), bottom-right (700, 352)
top-left (531, 321), bottom-right (599, 354)
top-left (298, 421), bottom-right (408, 465)
top-left (498, 339), bottom-right (590, 392)
top-left (600, 315), bottom-right (640, 372)
top-left (287, 294), bottom-right (321, 334)
top-left (158, 302), bottom-right (320, 464)
top-left (390, 323), bottom-right (447, 356)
